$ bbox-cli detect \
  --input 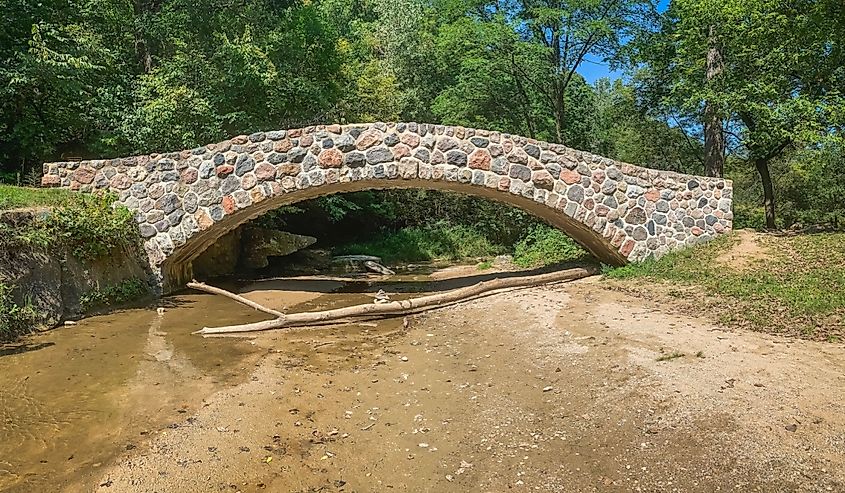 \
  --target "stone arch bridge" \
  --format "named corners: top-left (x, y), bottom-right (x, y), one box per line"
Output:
top-left (43, 123), bottom-right (733, 292)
